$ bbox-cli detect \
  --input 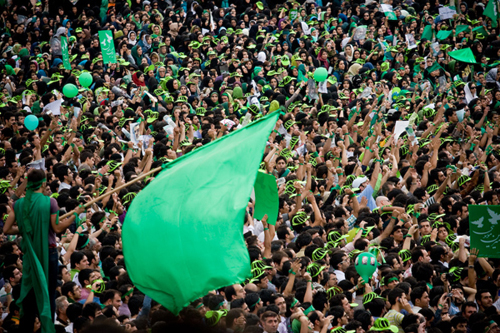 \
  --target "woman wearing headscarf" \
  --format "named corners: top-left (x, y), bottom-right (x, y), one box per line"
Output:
top-left (128, 31), bottom-right (138, 46)
top-left (130, 45), bottom-right (143, 66)
top-left (132, 72), bottom-right (146, 87)
top-left (341, 44), bottom-right (354, 63)
top-left (333, 59), bottom-right (348, 82)
top-left (138, 34), bottom-right (152, 54)
top-left (464, 82), bottom-right (478, 103)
